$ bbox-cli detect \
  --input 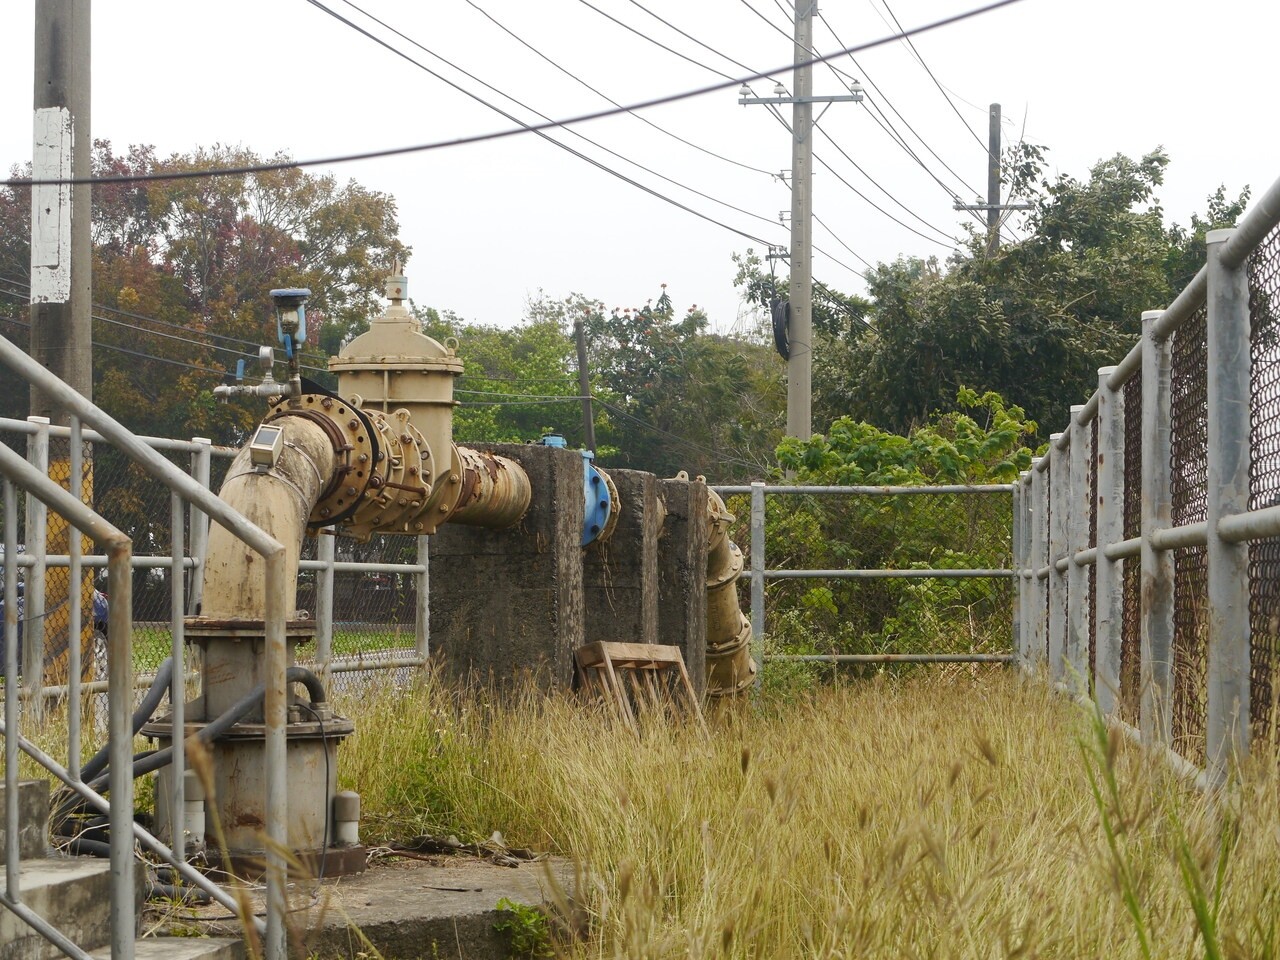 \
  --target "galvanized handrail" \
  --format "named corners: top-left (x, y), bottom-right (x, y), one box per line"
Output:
top-left (0, 335), bottom-right (290, 960)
